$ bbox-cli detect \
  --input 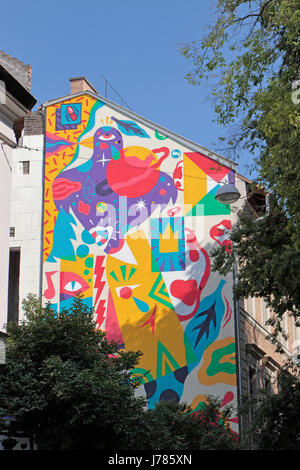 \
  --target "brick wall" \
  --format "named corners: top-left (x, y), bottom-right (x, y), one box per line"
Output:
top-left (69, 77), bottom-right (97, 95)
top-left (238, 299), bottom-right (296, 440)
top-left (24, 111), bottom-right (44, 136)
